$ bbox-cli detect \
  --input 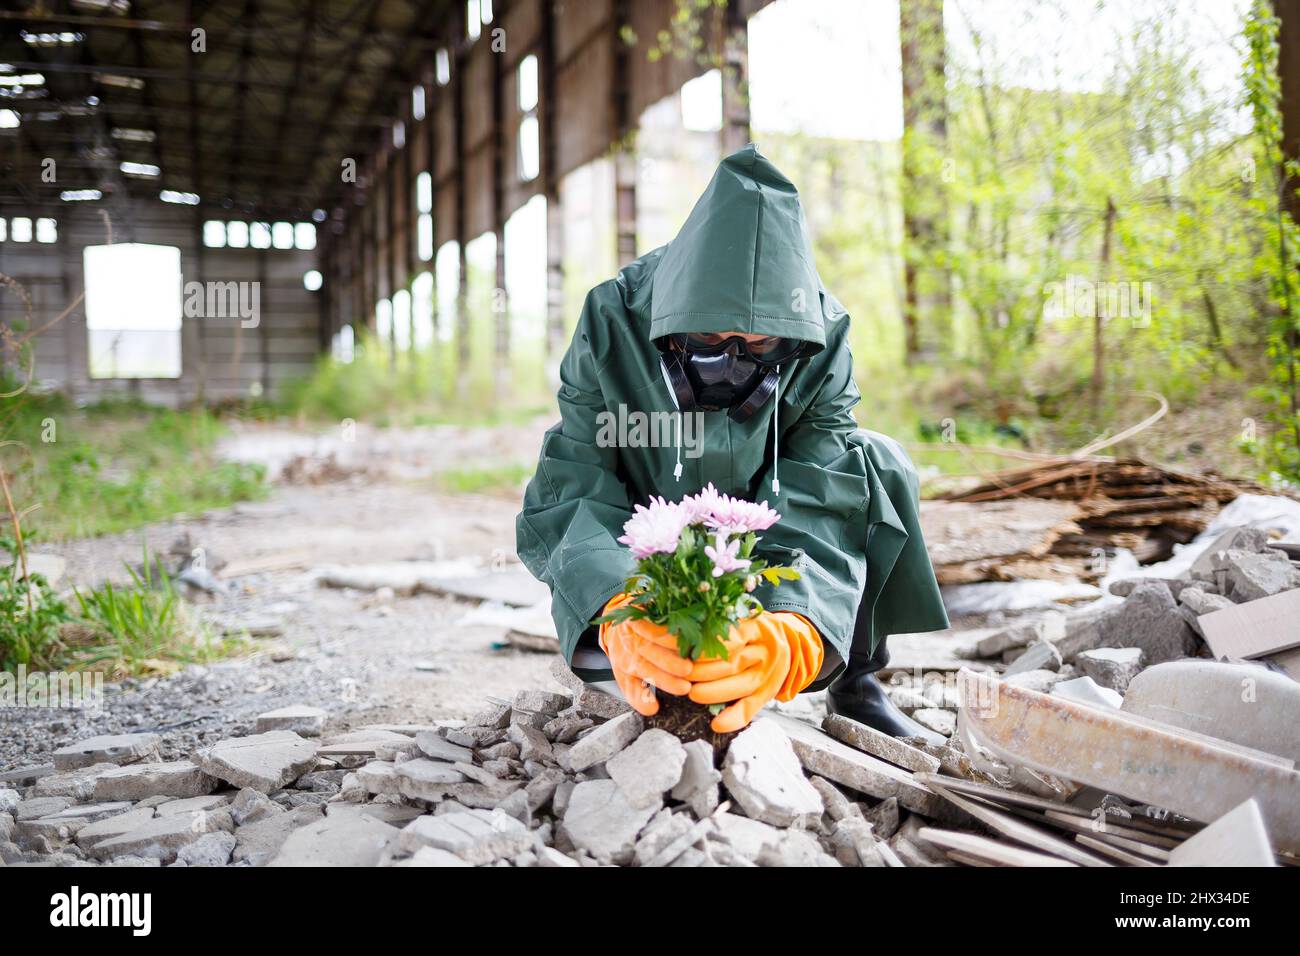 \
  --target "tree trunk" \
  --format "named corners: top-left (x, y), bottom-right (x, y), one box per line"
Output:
top-left (900, 0), bottom-right (949, 365)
